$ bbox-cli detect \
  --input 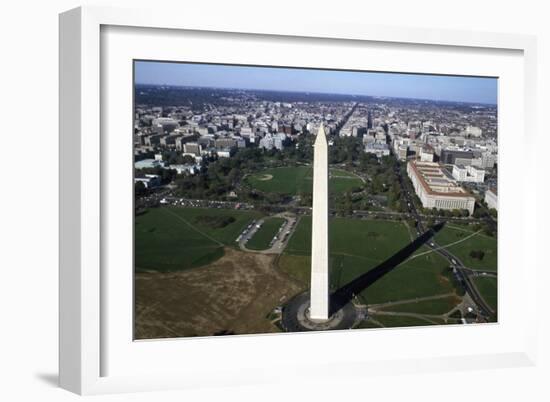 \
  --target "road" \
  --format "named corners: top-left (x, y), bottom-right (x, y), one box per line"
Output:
top-left (159, 194), bottom-right (488, 227)
top-left (394, 163), bottom-right (494, 319)
top-left (238, 214), bottom-right (297, 254)
top-left (249, 202), bottom-right (488, 224)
